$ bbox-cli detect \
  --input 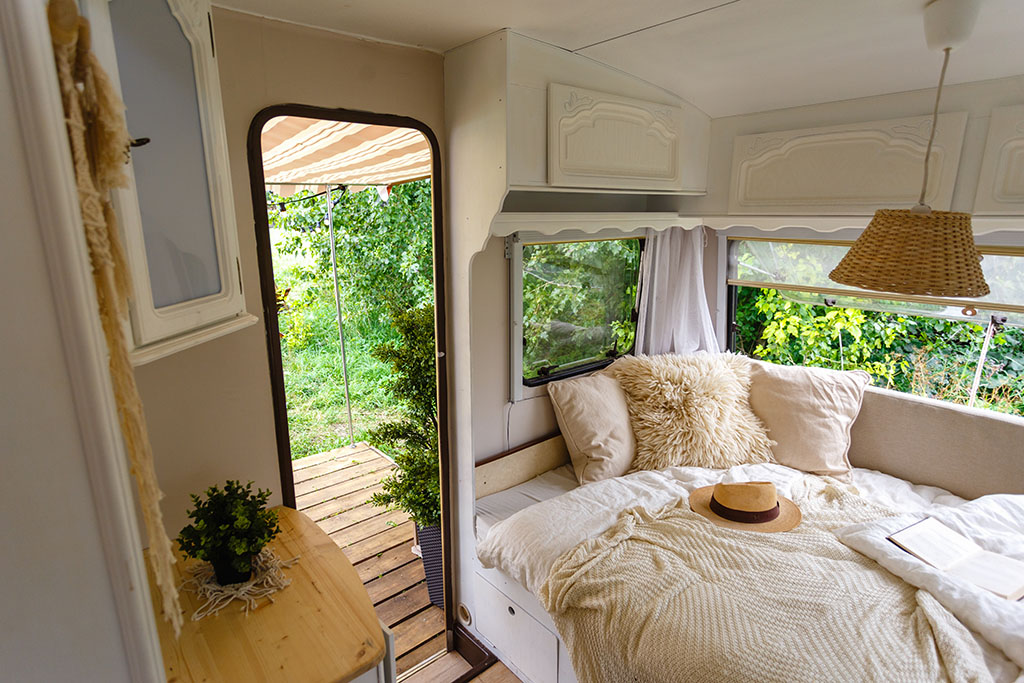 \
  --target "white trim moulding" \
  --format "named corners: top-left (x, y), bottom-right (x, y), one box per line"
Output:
top-left (491, 212), bottom-right (697, 237)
